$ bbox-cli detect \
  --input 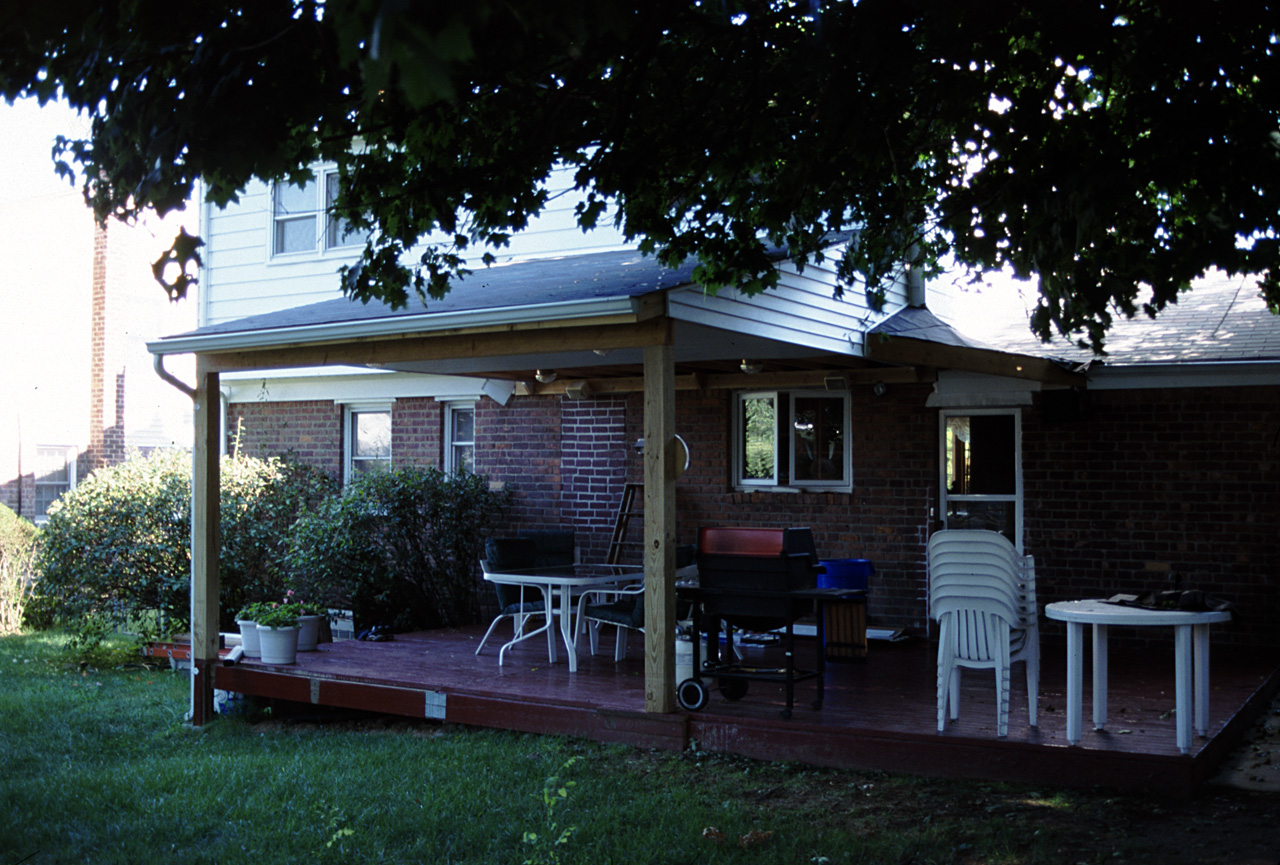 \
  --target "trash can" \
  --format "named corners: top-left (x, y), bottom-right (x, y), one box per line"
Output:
top-left (817, 559), bottom-right (873, 662)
